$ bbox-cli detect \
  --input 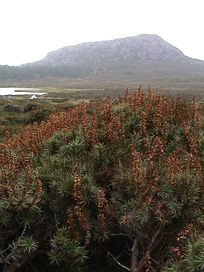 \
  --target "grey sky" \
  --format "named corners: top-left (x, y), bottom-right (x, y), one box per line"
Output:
top-left (0, 0), bottom-right (203, 66)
